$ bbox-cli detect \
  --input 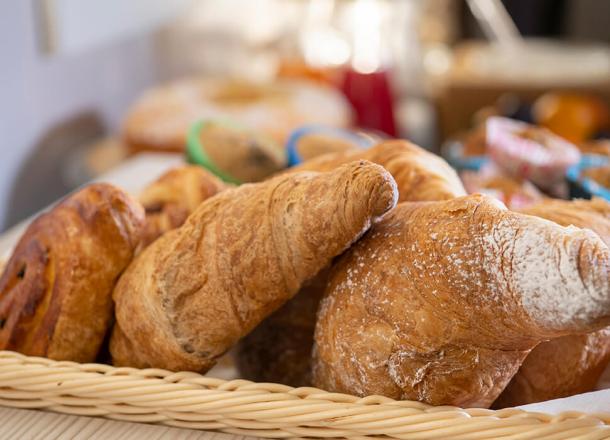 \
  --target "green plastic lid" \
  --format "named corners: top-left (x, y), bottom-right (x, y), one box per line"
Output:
top-left (186, 120), bottom-right (244, 185)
